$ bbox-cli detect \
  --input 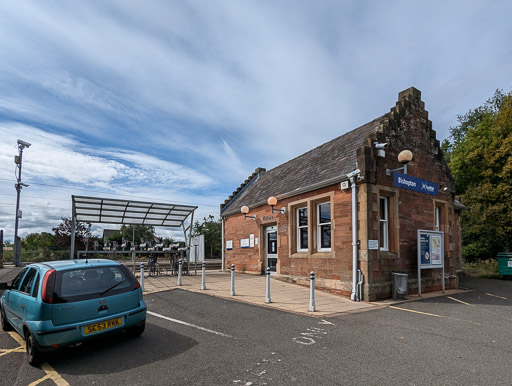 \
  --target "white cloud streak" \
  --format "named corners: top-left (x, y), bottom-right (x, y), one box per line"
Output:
top-left (0, 0), bottom-right (511, 239)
